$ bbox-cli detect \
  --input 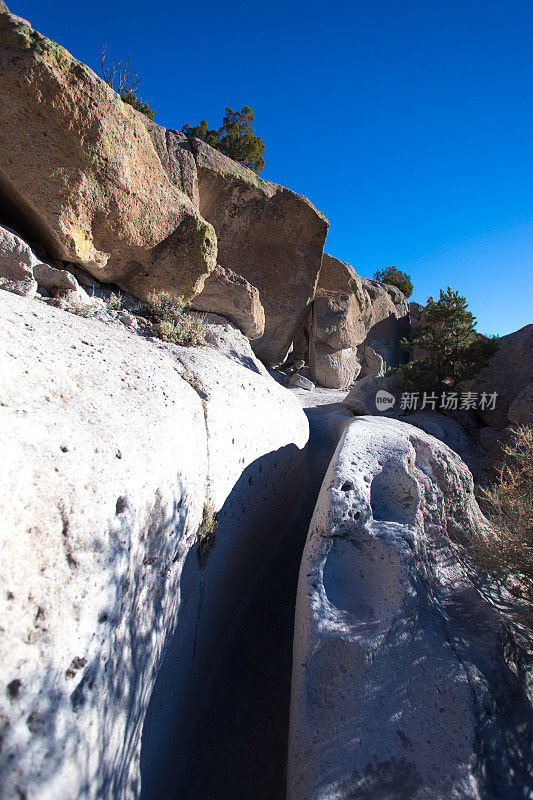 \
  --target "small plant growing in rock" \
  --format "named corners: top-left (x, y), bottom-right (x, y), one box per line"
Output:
top-left (66, 301), bottom-right (97, 318)
top-left (100, 46), bottom-right (155, 120)
top-left (197, 502), bottom-right (218, 560)
top-left (181, 371), bottom-right (201, 392)
top-left (105, 292), bottom-right (123, 310)
top-left (147, 291), bottom-right (207, 346)
top-left (145, 291), bottom-right (185, 323)
top-left (471, 425), bottom-right (533, 603)
top-left (155, 316), bottom-right (207, 346)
